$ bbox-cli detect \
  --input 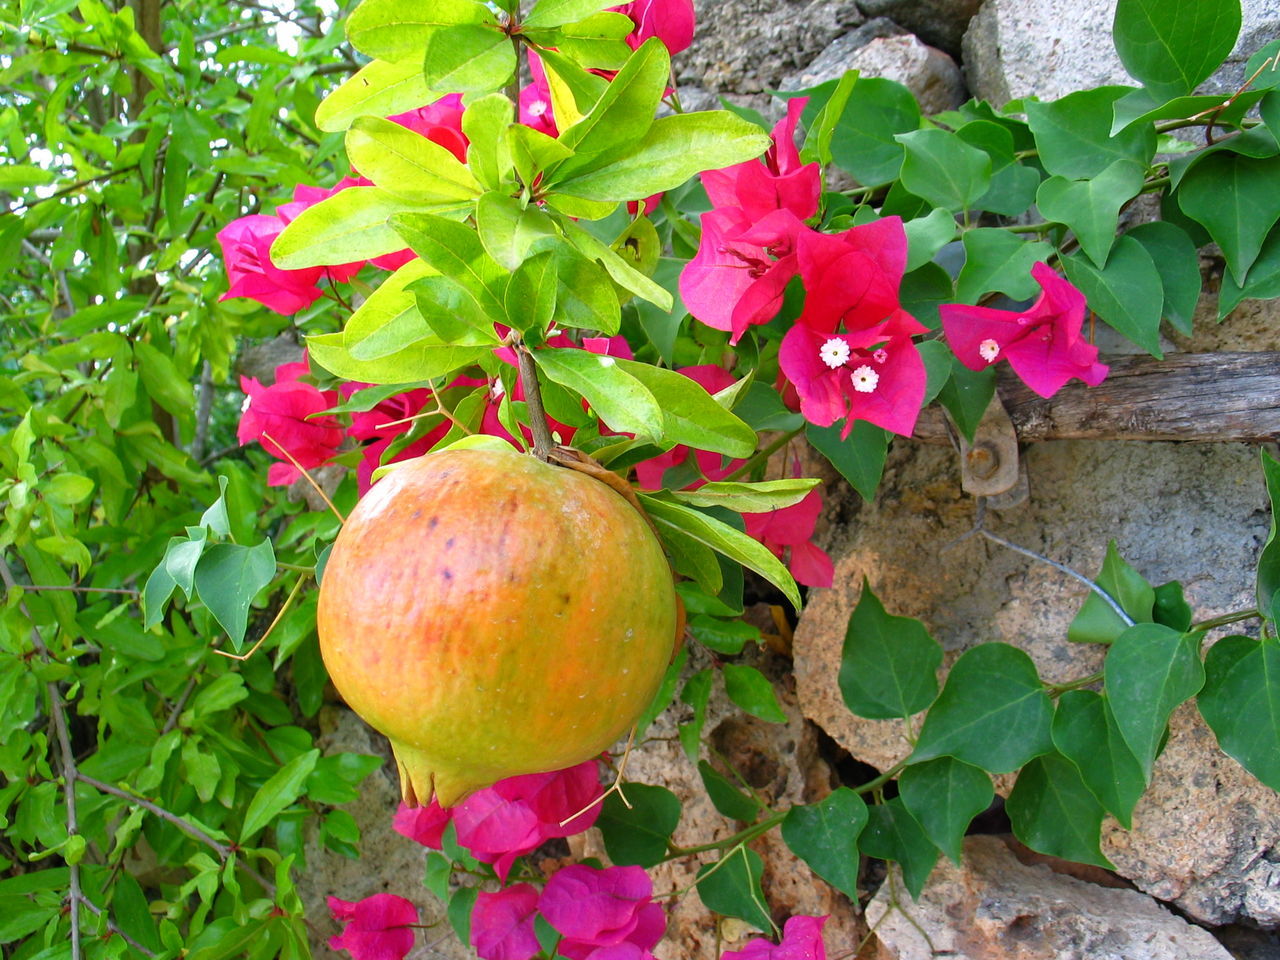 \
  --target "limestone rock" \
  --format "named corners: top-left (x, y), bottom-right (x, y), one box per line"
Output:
top-left (781, 29), bottom-right (967, 115)
top-left (794, 438), bottom-right (1280, 925)
top-left (962, 0), bottom-right (1280, 106)
top-left (867, 835), bottom-right (1234, 960)
top-left (858, 0), bottom-right (982, 55)
top-left (676, 0), bottom-right (863, 96)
